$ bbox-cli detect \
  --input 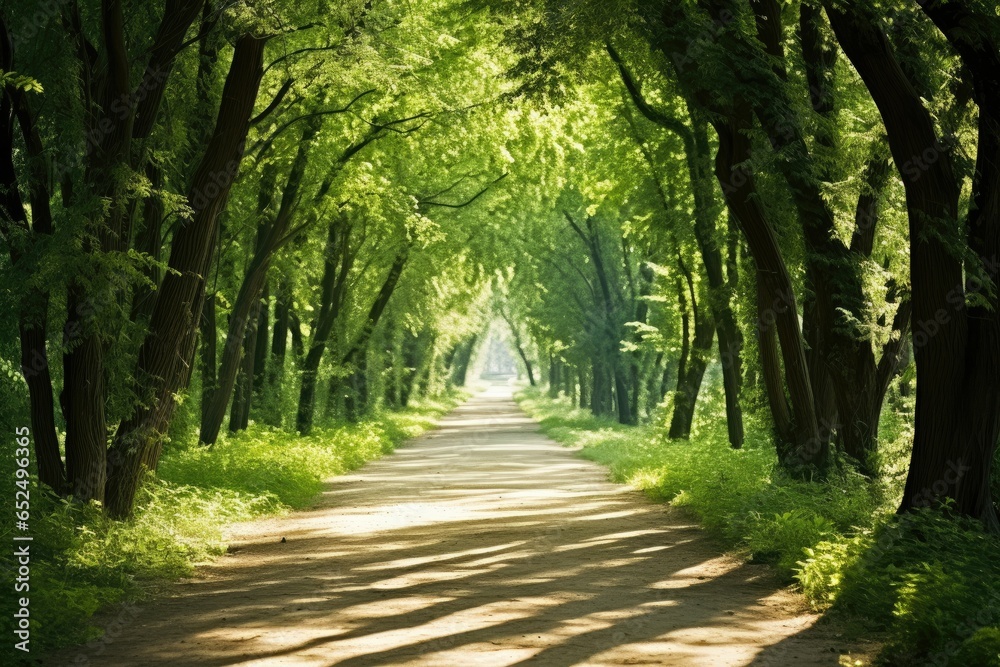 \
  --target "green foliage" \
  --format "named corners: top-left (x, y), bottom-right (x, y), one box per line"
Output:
top-left (800, 511), bottom-right (1000, 666)
top-left (951, 627), bottom-right (1000, 667)
top-left (160, 424), bottom-right (382, 508)
top-left (518, 388), bottom-right (1000, 666)
top-left (0, 70), bottom-right (42, 93)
